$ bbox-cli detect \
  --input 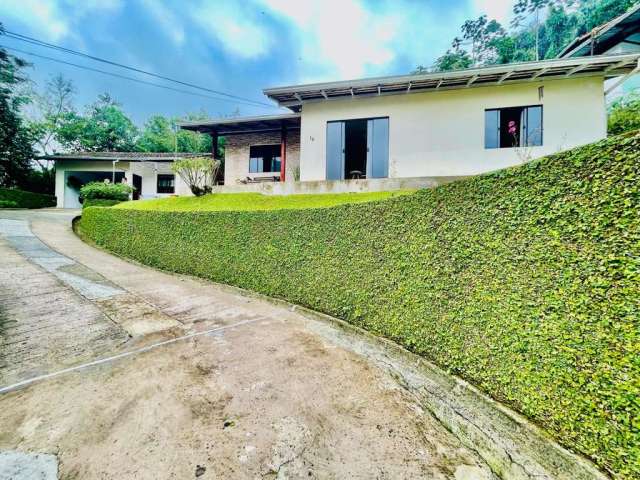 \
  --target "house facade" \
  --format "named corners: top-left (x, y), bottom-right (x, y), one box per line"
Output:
top-left (180, 53), bottom-right (640, 192)
top-left (47, 152), bottom-right (205, 208)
